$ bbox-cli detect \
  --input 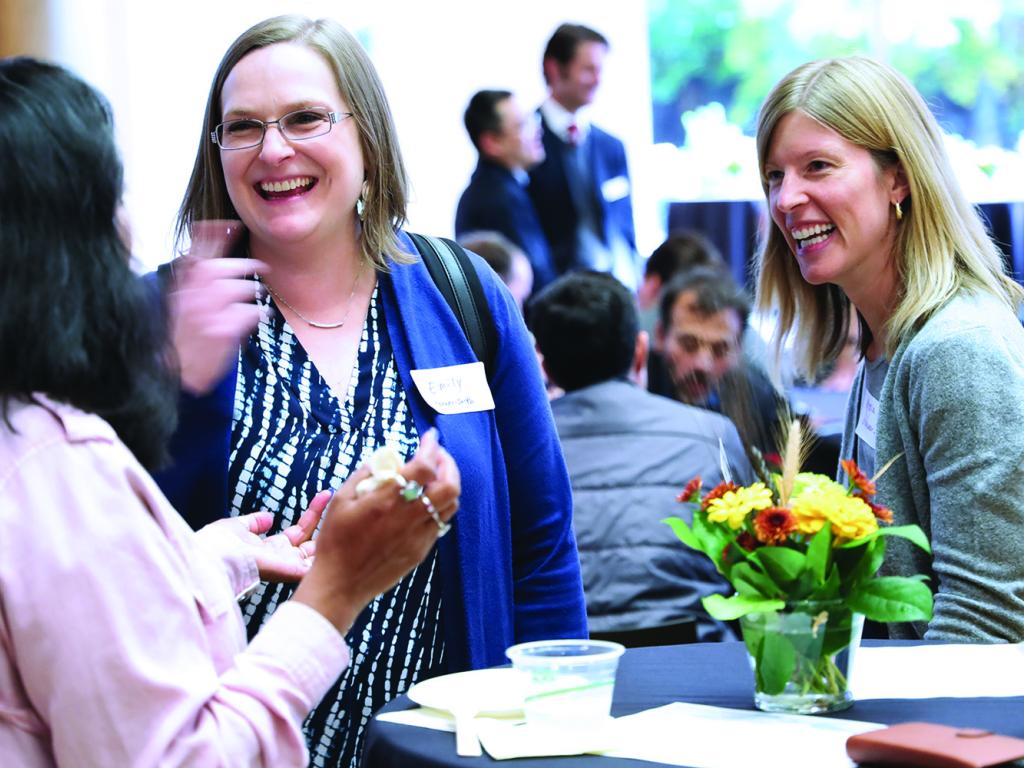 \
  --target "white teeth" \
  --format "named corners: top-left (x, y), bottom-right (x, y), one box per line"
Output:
top-left (791, 223), bottom-right (835, 243)
top-left (260, 177), bottom-right (313, 193)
